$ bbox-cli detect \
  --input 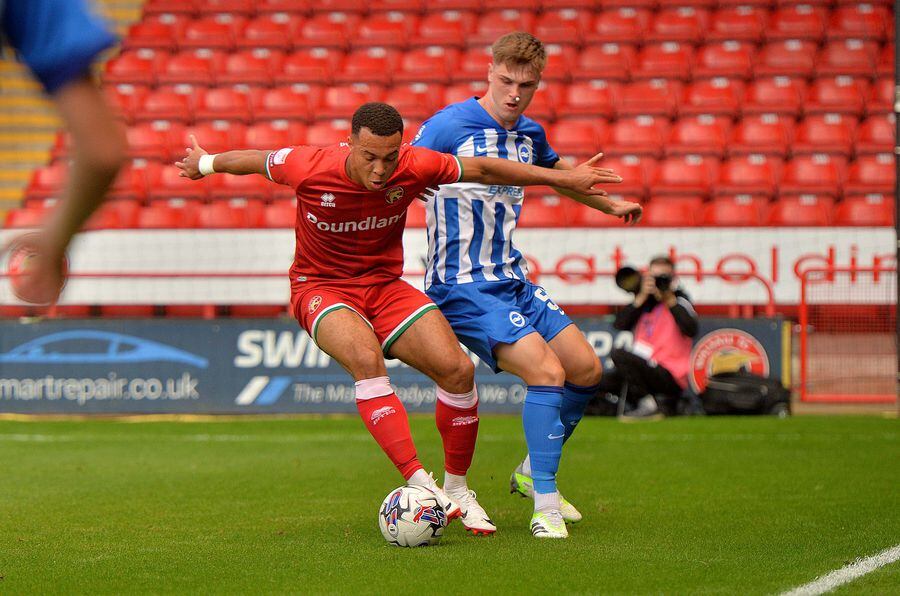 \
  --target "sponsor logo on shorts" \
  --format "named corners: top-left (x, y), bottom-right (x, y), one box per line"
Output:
top-left (308, 296), bottom-right (322, 314)
top-left (689, 328), bottom-right (770, 393)
top-left (371, 406), bottom-right (396, 425)
top-left (385, 186), bottom-right (404, 204)
top-left (451, 415), bottom-right (478, 427)
top-left (509, 311), bottom-right (526, 328)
